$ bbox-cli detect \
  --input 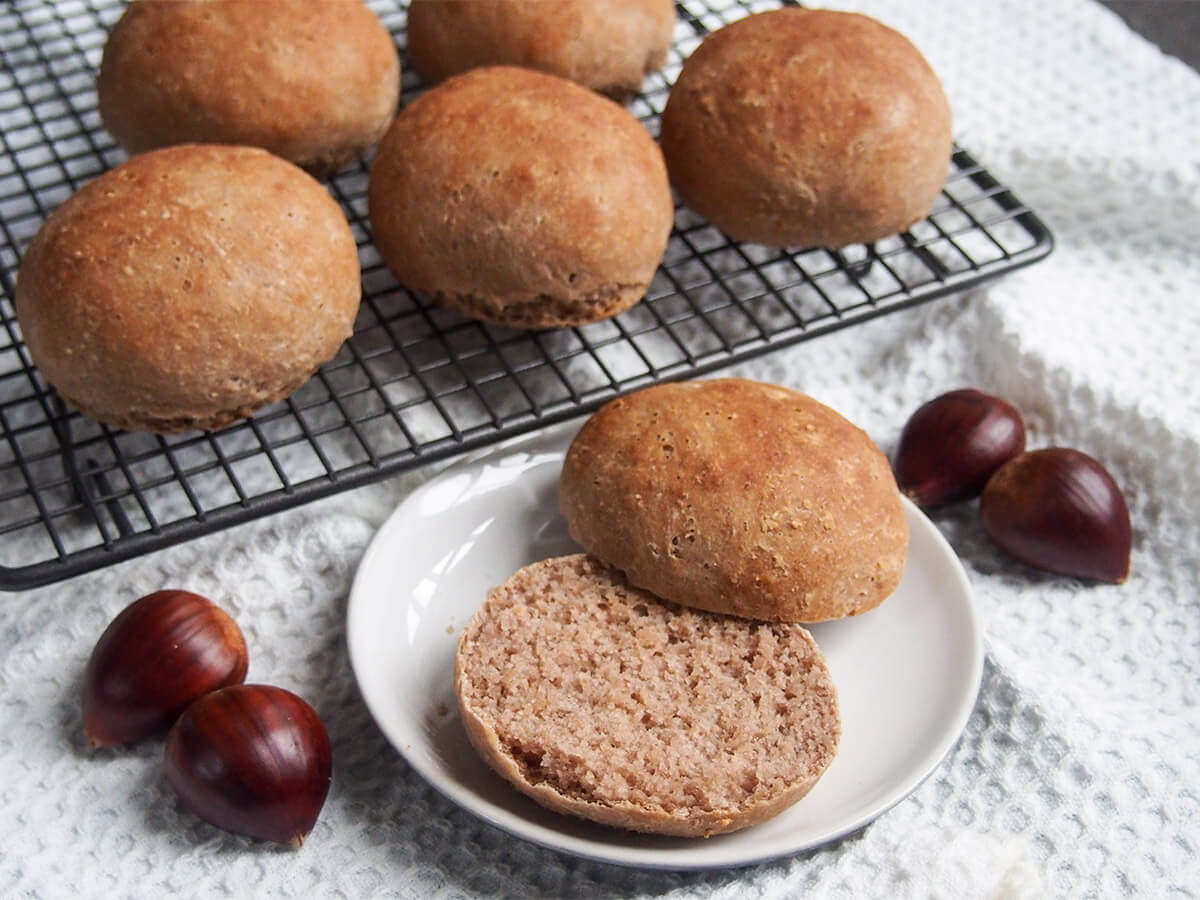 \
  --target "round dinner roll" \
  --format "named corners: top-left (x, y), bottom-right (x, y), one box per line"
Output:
top-left (659, 8), bottom-right (953, 248)
top-left (97, 0), bottom-right (401, 177)
top-left (455, 554), bottom-right (841, 837)
top-left (560, 379), bottom-right (909, 622)
top-left (15, 144), bottom-right (362, 434)
top-left (406, 0), bottom-right (676, 98)
top-left (368, 66), bottom-right (674, 329)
